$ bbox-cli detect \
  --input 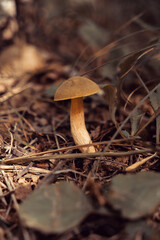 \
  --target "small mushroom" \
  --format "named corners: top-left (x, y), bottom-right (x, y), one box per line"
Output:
top-left (54, 76), bottom-right (100, 153)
